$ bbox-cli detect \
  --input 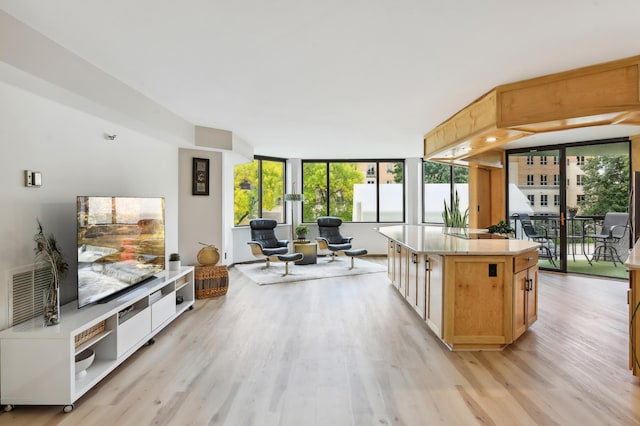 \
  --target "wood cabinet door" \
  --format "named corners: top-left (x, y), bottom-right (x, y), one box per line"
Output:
top-left (513, 269), bottom-right (528, 340)
top-left (416, 254), bottom-right (427, 320)
top-left (448, 257), bottom-right (508, 345)
top-left (407, 251), bottom-right (418, 310)
top-left (427, 255), bottom-right (443, 338)
top-left (394, 243), bottom-right (403, 293)
top-left (387, 240), bottom-right (395, 282)
top-left (526, 266), bottom-right (538, 327)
